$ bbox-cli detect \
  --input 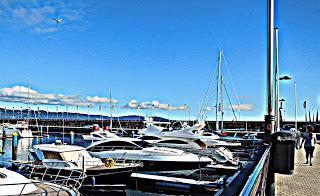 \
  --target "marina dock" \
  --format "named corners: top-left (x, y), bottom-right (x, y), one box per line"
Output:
top-left (275, 145), bottom-right (320, 195)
